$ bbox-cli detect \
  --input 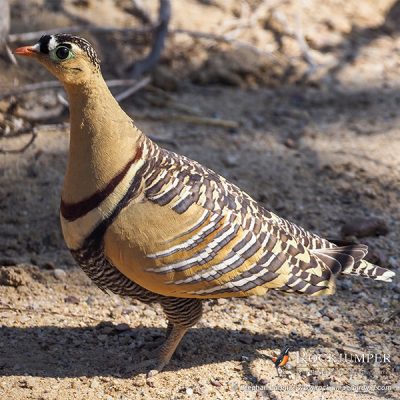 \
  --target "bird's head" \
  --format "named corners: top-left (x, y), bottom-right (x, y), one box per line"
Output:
top-left (15, 34), bottom-right (100, 85)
